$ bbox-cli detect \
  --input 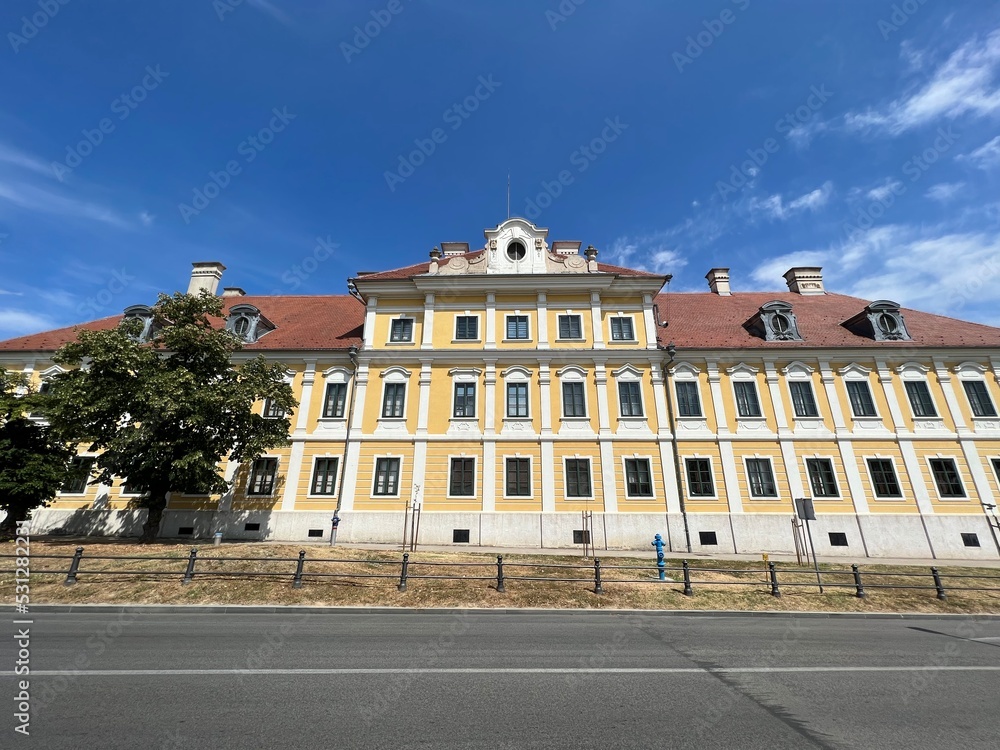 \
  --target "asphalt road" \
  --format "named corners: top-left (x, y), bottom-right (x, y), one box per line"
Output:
top-left (3, 609), bottom-right (1000, 749)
